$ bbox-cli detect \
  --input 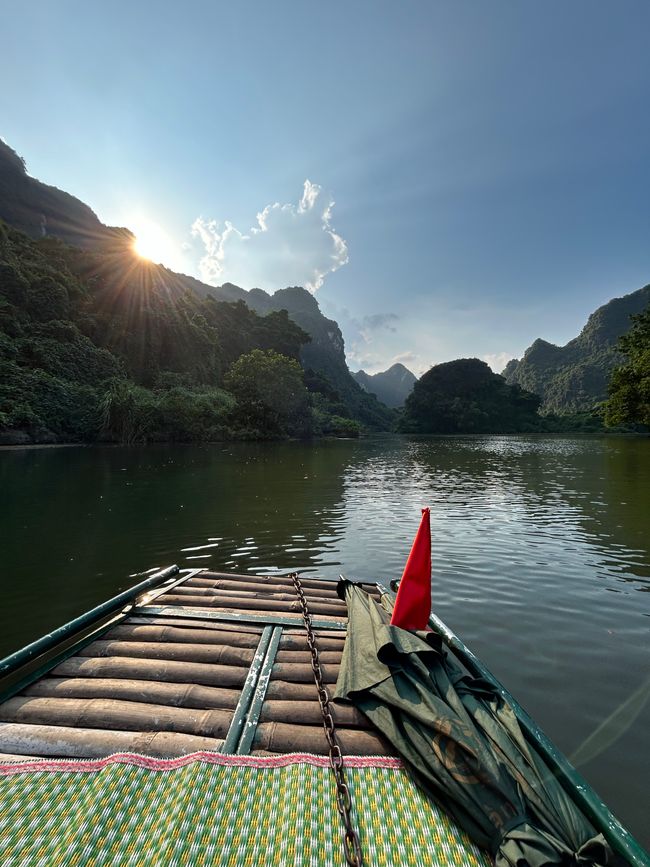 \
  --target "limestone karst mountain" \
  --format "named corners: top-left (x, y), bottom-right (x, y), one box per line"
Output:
top-left (352, 363), bottom-right (416, 408)
top-left (503, 285), bottom-right (650, 413)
